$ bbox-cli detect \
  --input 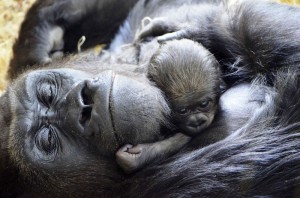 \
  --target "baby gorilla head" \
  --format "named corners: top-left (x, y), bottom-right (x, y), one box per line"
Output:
top-left (148, 39), bottom-right (223, 136)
